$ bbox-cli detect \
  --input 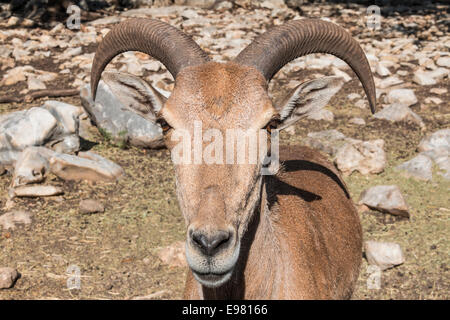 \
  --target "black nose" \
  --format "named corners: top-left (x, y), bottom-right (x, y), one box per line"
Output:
top-left (191, 231), bottom-right (231, 256)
